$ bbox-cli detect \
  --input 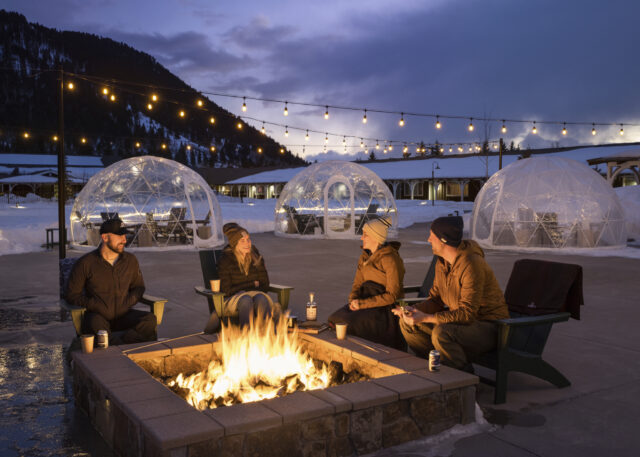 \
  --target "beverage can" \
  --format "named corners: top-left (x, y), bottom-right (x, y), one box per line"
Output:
top-left (96, 330), bottom-right (109, 349)
top-left (428, 350), bottom-right (440, 372)
top-left (306, 303), bottom-right (317, 321)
